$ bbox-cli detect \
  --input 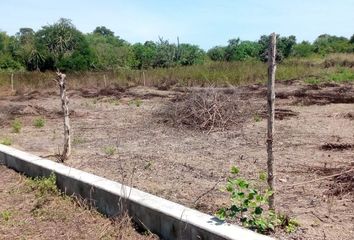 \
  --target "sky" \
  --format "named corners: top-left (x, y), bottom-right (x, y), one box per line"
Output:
top-left (1, 0), bottom-right (354, 49)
